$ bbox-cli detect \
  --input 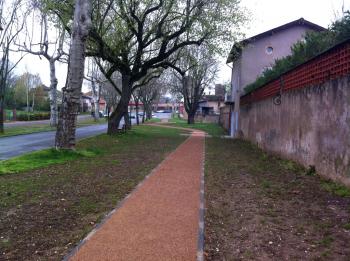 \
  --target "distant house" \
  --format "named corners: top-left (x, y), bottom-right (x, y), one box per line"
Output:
top-left (226, 18), bottom-right (325, 136)
top-left (154, 96), bottom-right (173, 112)
top-left (82, 92), bottom-right (107, 113)
top-left (80, 94), bottom-right (93, 112)
top-left (197, 84), bottom-right (226, 115)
